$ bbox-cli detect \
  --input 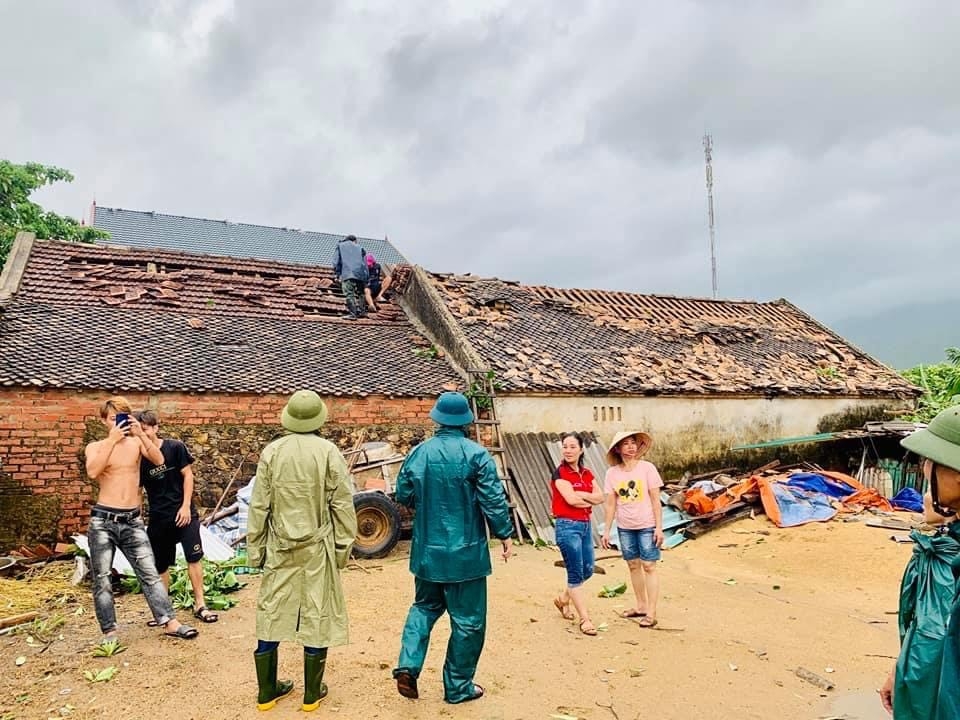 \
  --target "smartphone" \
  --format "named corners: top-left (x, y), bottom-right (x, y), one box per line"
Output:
top-left (115, 412), bottom-right (130, 430)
